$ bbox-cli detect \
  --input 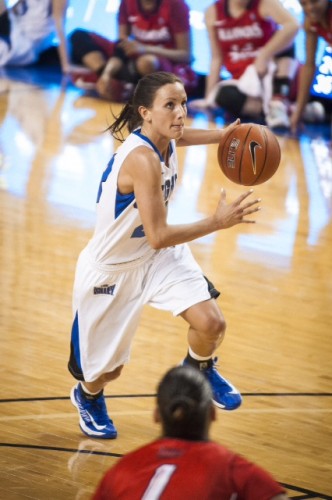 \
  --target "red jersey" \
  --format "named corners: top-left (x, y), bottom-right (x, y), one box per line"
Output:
top-left (93, 437), bottom-right (285, 500)
top-left (308, 1), bottom-right (332, 45)
top-left (118, 0), bottom-right (191, 49)
top-left (213, 0), bottom-right (276, 79)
